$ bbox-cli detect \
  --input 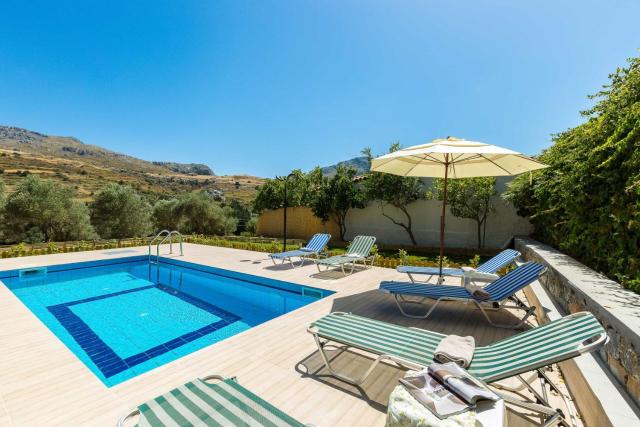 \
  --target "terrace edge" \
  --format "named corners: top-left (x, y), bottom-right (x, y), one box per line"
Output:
top-left (515, 236), bottom-right (640, 425)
